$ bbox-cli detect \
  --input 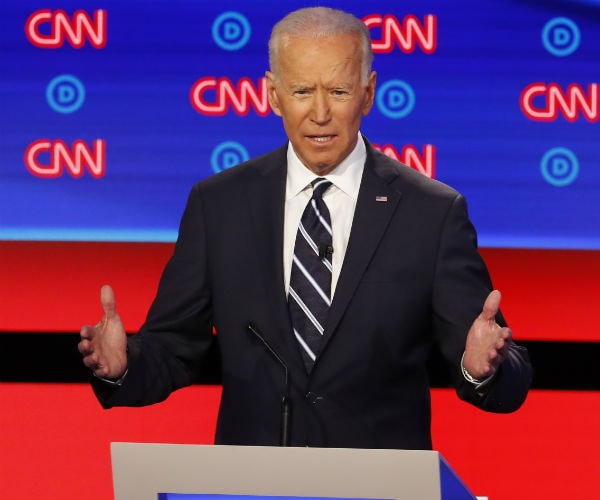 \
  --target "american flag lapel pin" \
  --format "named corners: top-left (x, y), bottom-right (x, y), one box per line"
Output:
top-left (375, 195), bottom-right (388, 202)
